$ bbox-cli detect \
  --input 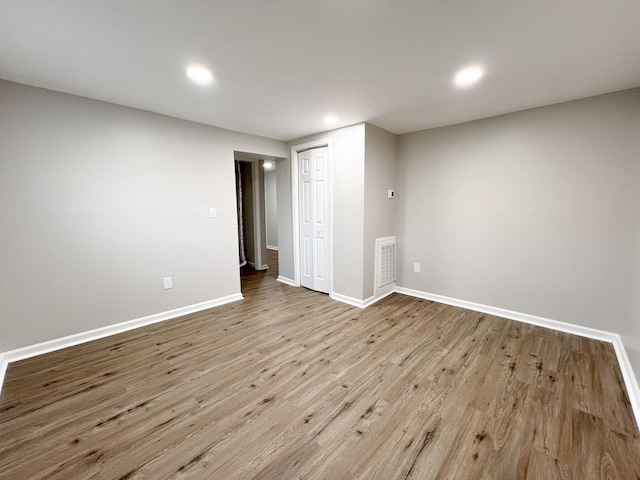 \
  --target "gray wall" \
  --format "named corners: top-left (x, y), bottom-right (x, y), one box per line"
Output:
top-left (288, 124), bottom-right (366, 300)
top-left (396, 88), bottom-right (640, 376)
top-left (5, 78), bottom-right (639, 391)
top-left (363, 124), bottom-right (397, 299)
top-left (276, 157), bottom-right (294, 280)
top-left (265, 169), bottom-right (278, 248)
top-left (332, 125), bottom-right (366, 299)
top-left (287, 123), bottom-right (396, 301)
top-left (0, 80), bottom-right (287, 352)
